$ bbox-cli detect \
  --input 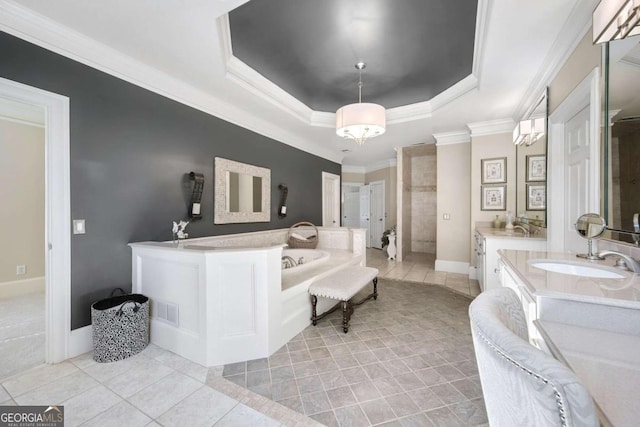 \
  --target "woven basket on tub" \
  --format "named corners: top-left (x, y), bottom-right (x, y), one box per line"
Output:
top-left (287, 221), bottom-right (319, 249)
